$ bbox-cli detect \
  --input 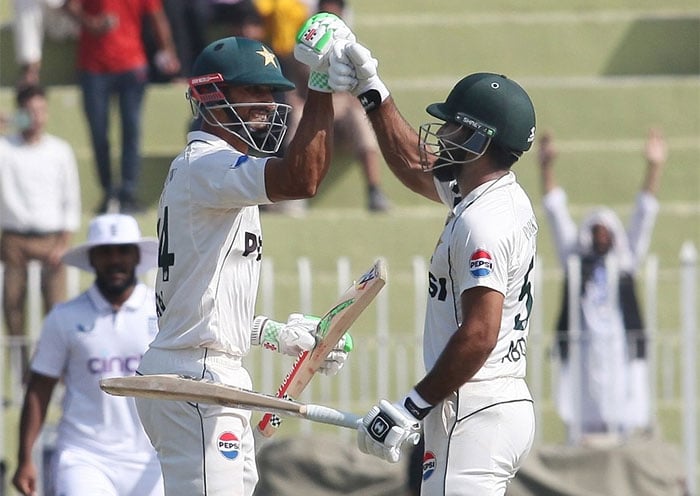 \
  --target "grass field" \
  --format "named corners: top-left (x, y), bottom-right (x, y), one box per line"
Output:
top-left (1, 0), bottom-right (699, 493)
